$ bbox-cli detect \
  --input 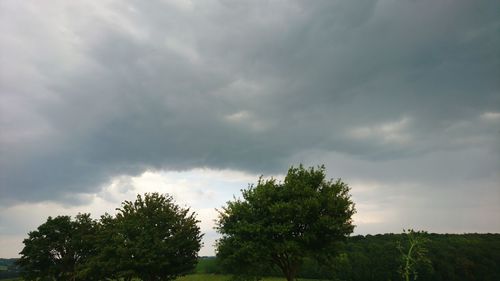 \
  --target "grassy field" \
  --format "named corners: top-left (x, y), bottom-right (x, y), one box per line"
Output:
top-left (177, 274), bottom-right (320, 281)
top-left (0, 274), bottom-right (321, 281)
